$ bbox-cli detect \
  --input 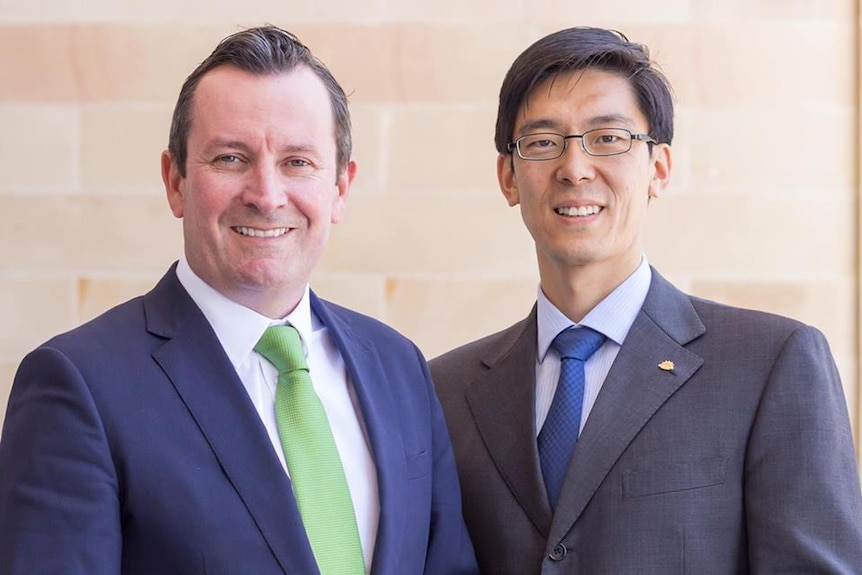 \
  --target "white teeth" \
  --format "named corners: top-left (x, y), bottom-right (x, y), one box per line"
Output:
top-left (556, 205), bottom-right (601, 217)
top-left (233, 226), bottom-right (289, 238)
